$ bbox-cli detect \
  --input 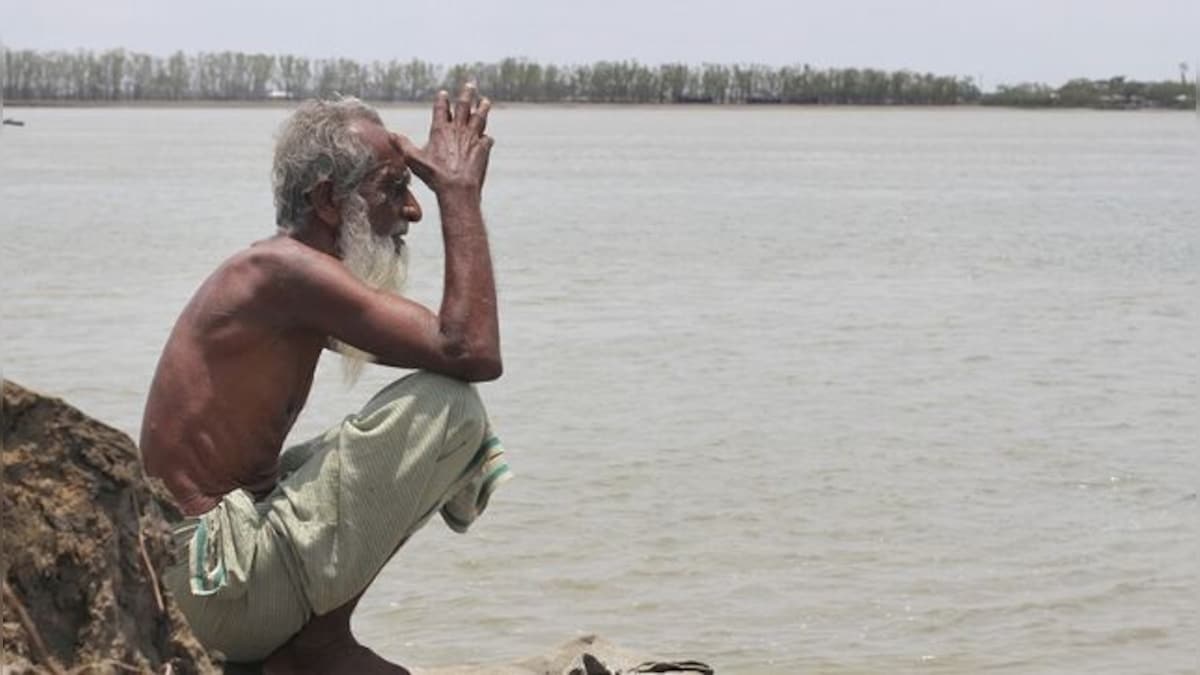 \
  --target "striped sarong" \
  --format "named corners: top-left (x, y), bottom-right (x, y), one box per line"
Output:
top-left (162, 371), bottom-right (512, 662)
